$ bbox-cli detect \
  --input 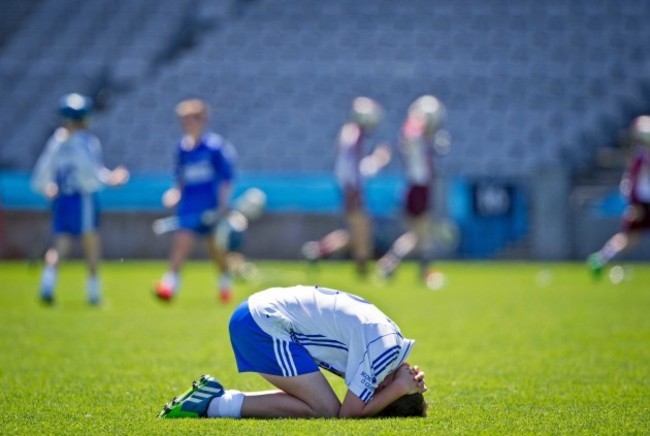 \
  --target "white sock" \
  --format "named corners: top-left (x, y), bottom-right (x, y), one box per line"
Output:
top-left (599, 245), bottom-right (618, 264)
top-left (219, 273), bottom-right (233, 292)
top-left (41, 266), bottom-right (57, 295)
top-left (162, 271), bottom-right (180, 291)
top-left (206, 390), bottom-right (244, 418)
top-left (87, 275), bottom-right (101, 302)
